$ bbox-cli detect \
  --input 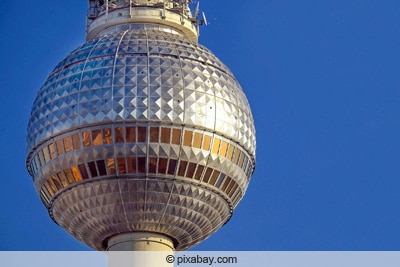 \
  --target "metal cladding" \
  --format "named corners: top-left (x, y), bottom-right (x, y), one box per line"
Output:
top-left (26, 1), bottom-right (255, 251)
